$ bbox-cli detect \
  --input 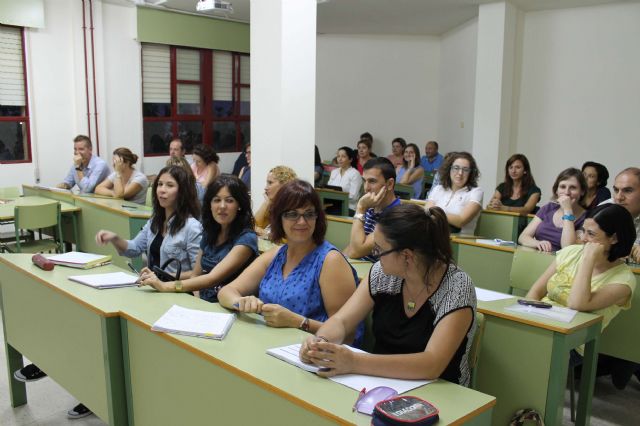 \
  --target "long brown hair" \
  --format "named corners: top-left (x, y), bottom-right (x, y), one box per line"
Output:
top-left (501, 154), bottom-right (536, 198)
